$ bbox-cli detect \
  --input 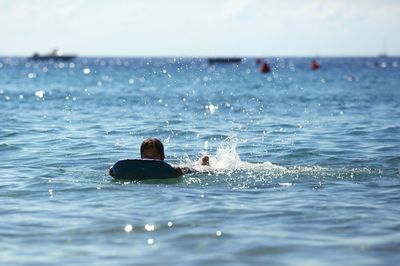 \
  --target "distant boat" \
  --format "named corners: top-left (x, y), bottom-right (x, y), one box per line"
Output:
top-left (29, 49), bottom-right (77, 61)
top-left (311, 59), bottom-right (320, 70)
top-left (378, 41), bottom-right (388, 58)
top-left (260, 62), bottom-right (271, 73)
top-left (208, 58), bottom-right (242, 64)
